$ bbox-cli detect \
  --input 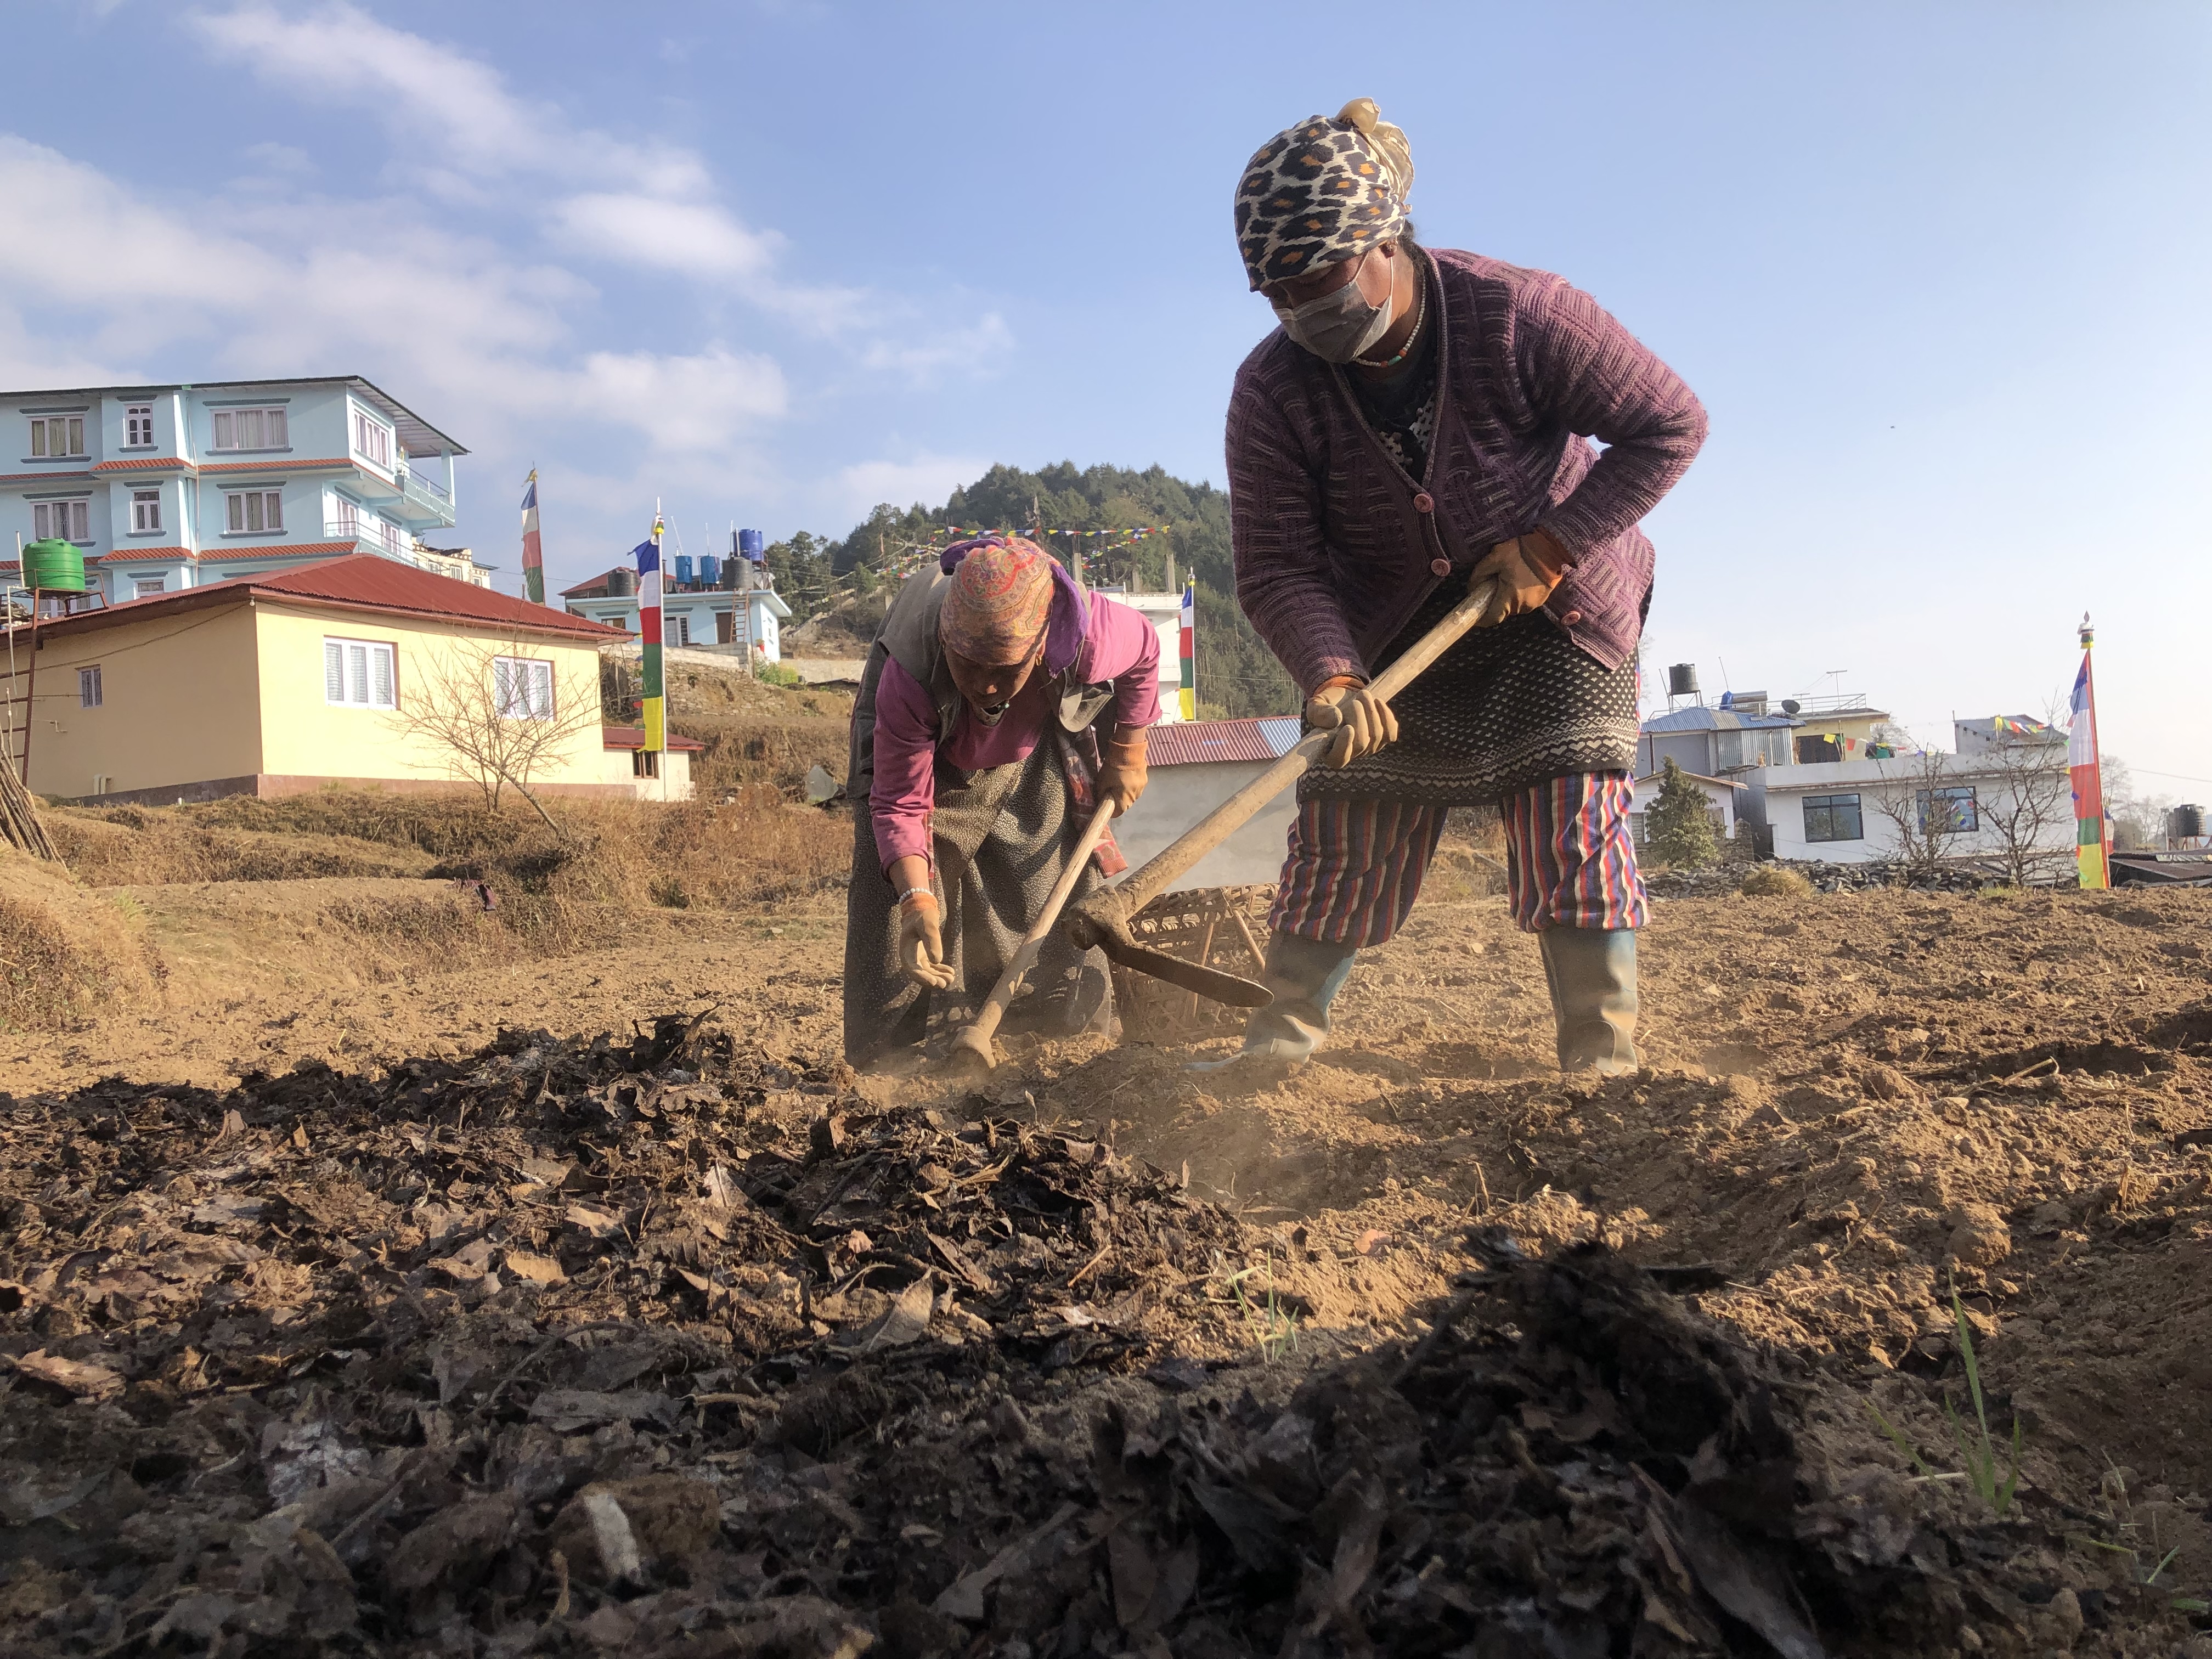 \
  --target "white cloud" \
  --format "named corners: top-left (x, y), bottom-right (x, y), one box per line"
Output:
top-left (550, 194), bottom-right (782, 281)
top-left (831, 454), bottom-right (989, 521)
top-left (572, 348), bottom-right (787, 449)
top-left (859, 313), bottom-right (1016, 383)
